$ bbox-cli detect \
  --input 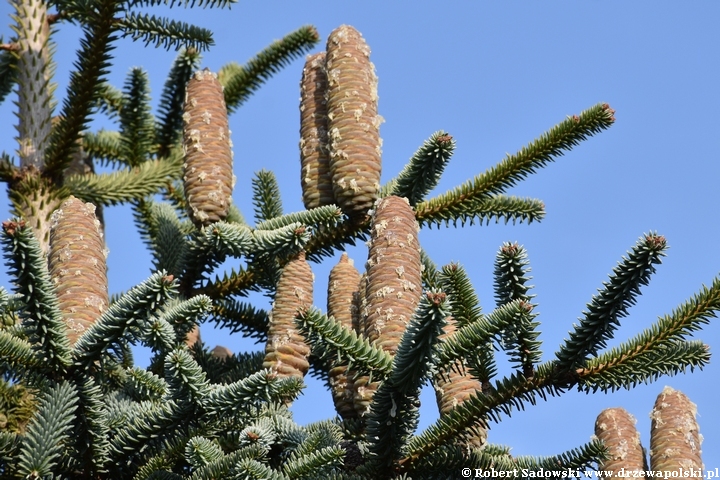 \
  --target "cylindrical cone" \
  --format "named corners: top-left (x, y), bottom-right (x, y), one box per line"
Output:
top-left (211, 345), bottom-right (232, 362)
top-left (351, 273), bottom-right (374, 417)
top-left (185, 324), bottom-right (201, 348)
top-left (327, 253), bottom-right (361, 419)
top-left (325, 25), bottom-right (383, 219)
top-left (595, 408), bottom-right (646, 475)
top-left (434, 317), bottom-right (486, 449)
top-left (649, 387), bottom-right (703, 470)
top-left (183, 69), bottom-right (234, 228)
top-left (354, 196), bottom-right (422, 417)
top-left (364, 196), bottom-right (422, 354)
top-left (48, 196), bottom-right (109, 345)
top-left (263, 251), bottom-right (314, 381)
top-left (300, 52), bottom-right (334, 210)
